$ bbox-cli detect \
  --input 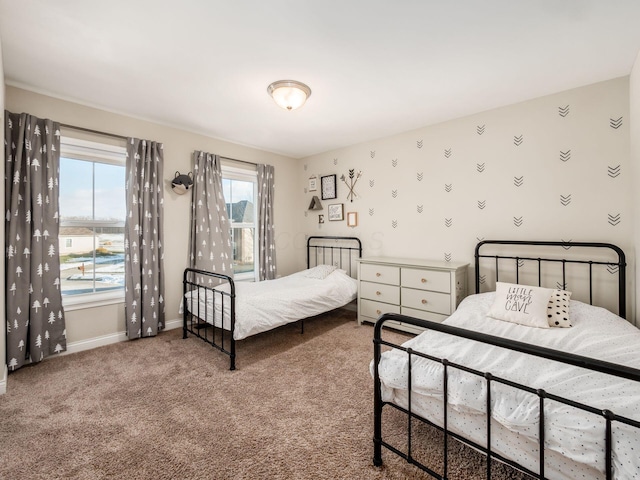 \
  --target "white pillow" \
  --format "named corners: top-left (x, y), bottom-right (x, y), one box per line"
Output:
top-left (303, 264), bottom-right (337, 280)
top-left (487, 282), bottom-right (554, 328)
top-left (547, 289), bottom-right (572, 328)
